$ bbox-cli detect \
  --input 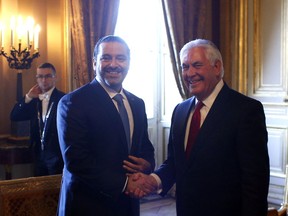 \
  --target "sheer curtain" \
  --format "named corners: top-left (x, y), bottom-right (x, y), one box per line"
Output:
top-left (161, 0), bottom-right (212, 99)
top-left (70, 0), bottom-right (120, 88)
